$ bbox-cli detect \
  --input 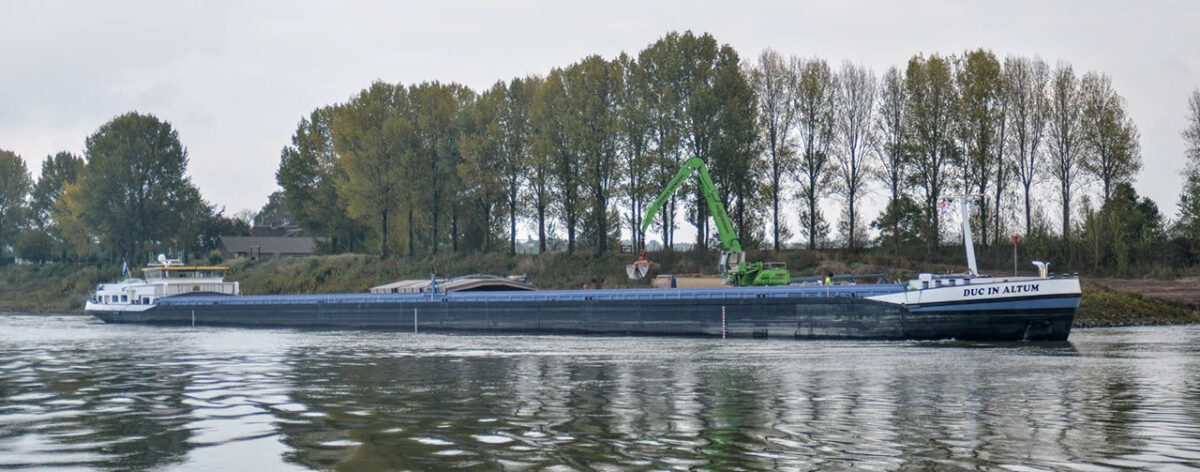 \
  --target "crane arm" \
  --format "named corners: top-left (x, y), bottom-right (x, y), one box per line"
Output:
top-left (639, 157), bottom-right (741, 253)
